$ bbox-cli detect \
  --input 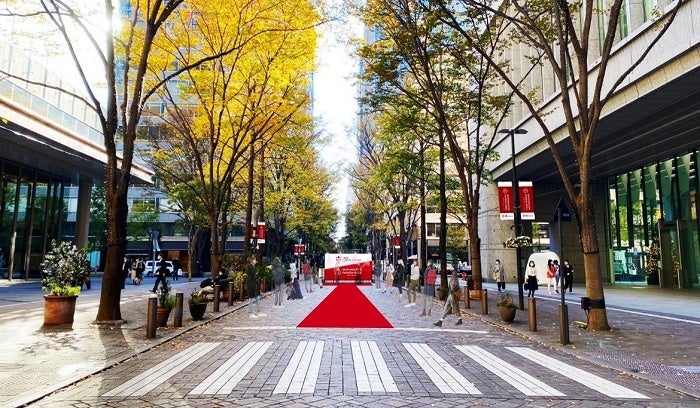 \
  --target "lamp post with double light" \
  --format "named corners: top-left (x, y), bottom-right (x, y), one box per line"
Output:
top-left (499, 128), bottom-right (527, 310)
